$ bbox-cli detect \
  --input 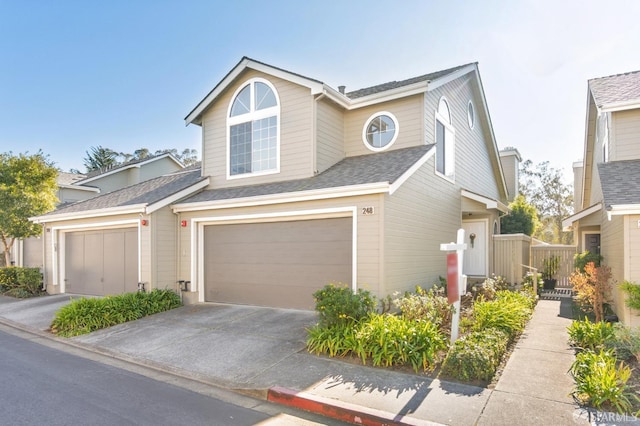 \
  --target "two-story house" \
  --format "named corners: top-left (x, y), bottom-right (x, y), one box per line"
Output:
top-left (563, 70), bottom-right (640, 325)
top-left (31, 57), bottom-right (512, 309)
